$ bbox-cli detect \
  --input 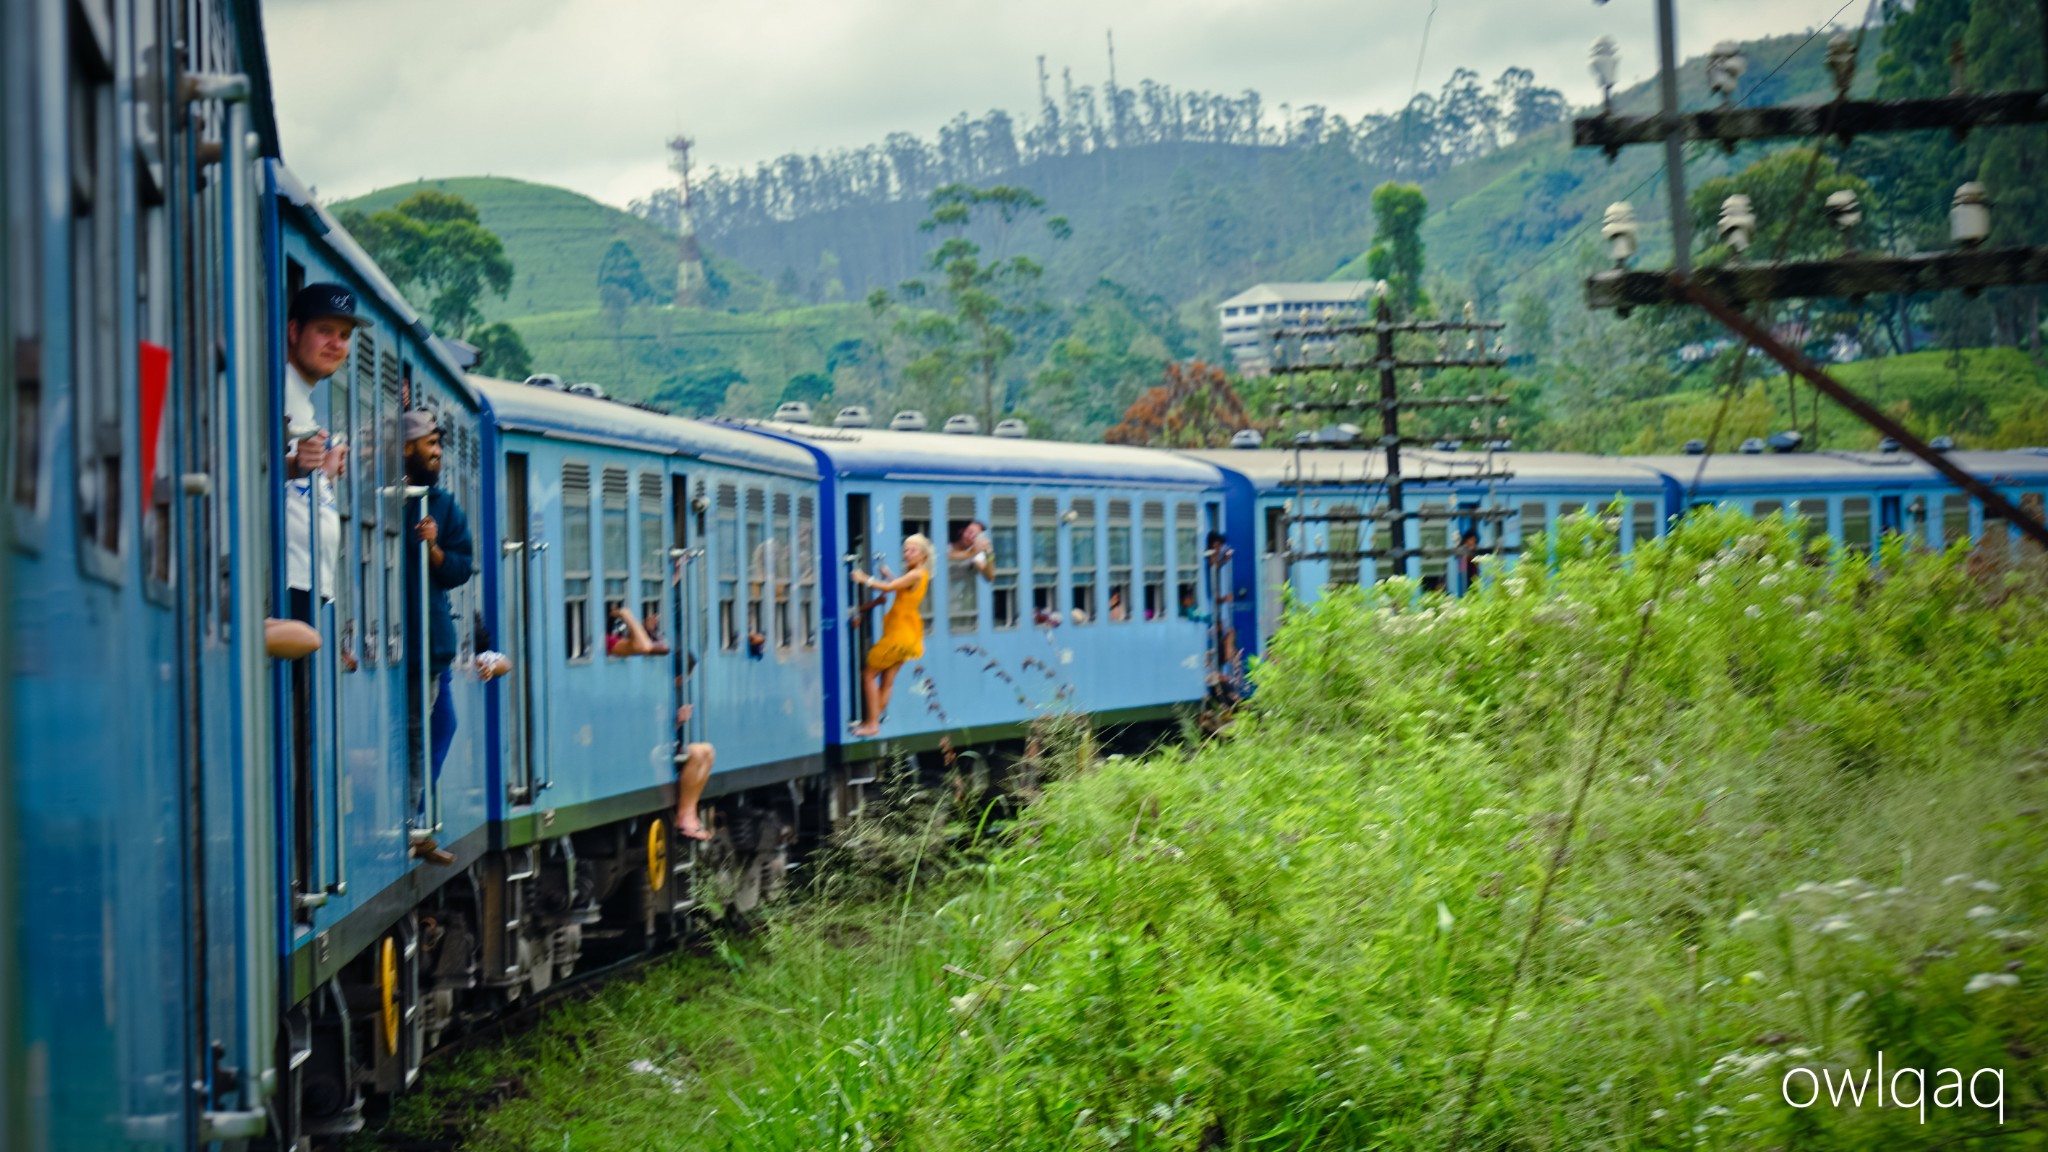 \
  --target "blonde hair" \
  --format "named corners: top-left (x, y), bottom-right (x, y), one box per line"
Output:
top-left (902, 533), bottom-right (935, 574)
